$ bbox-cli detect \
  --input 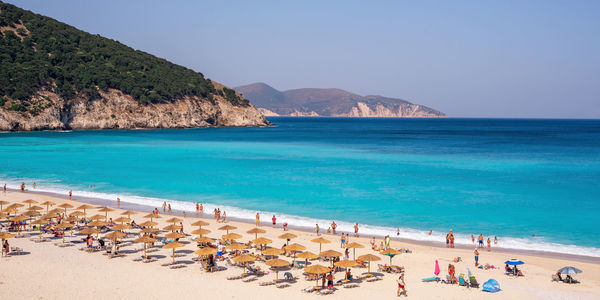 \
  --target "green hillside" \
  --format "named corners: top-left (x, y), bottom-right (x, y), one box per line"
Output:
top-left (0, 1), bottom-right (248, 114)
